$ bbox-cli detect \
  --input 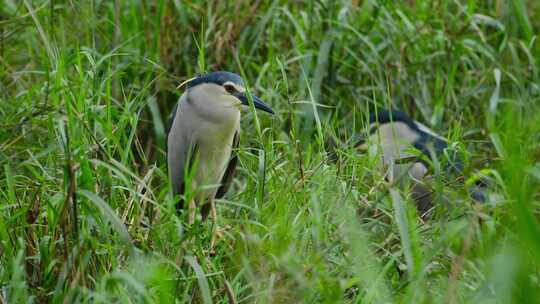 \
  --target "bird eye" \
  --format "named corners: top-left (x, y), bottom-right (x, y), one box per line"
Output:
top-left (224, 84), bottom-right (236, 94)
